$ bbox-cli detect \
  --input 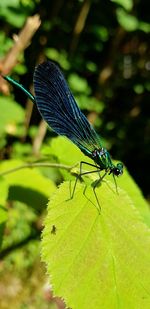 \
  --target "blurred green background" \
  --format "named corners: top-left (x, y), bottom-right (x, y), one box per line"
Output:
top-left (0, 0), bottom-right (149, 308)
